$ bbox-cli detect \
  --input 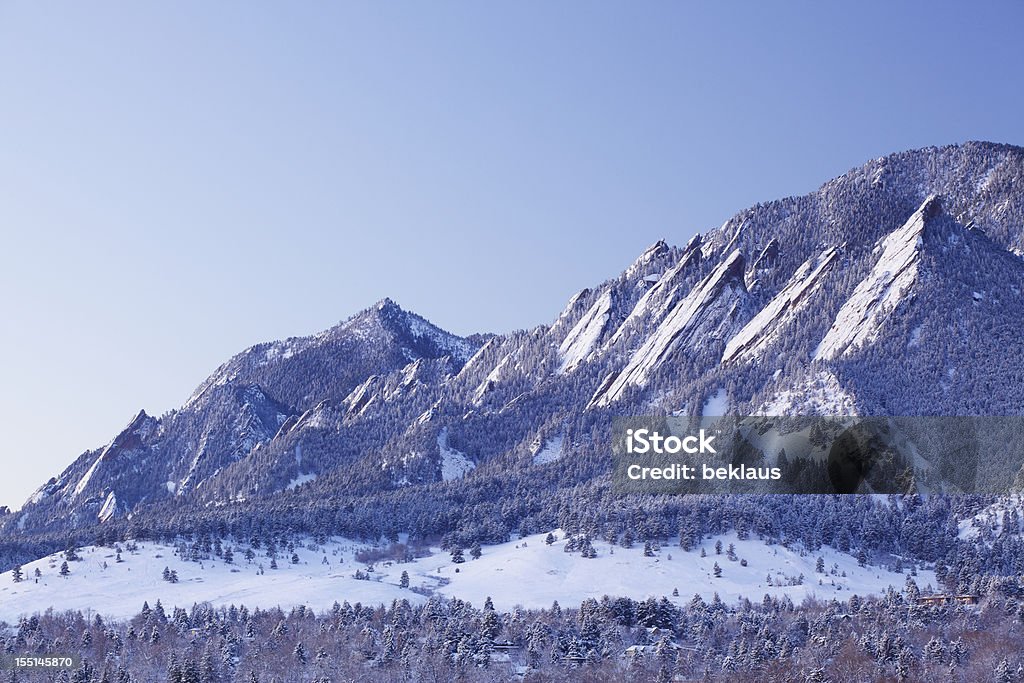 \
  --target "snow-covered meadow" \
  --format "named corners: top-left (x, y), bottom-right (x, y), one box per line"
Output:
top-left (0, 530), bottom-right (934, 623)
